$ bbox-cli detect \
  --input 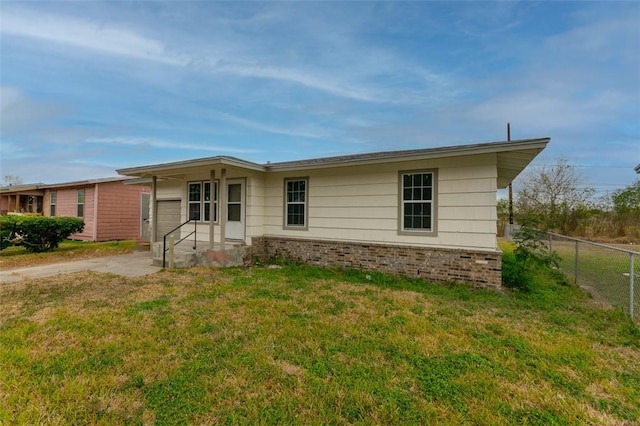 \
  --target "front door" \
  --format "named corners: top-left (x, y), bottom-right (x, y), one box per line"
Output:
top-left (226, 180), bottom-right (245, 241)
